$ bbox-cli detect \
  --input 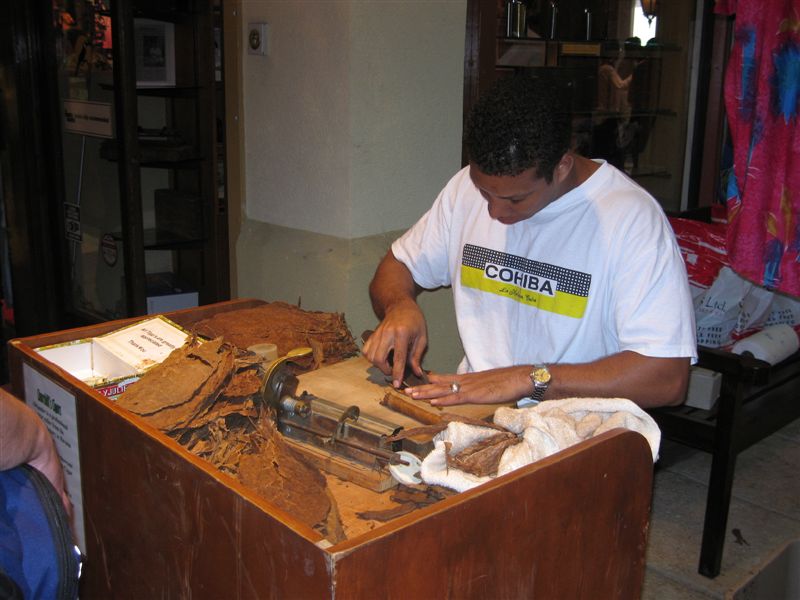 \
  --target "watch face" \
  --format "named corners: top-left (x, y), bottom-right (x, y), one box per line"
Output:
top-left (533, 366), bottom-right (551, 385)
